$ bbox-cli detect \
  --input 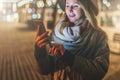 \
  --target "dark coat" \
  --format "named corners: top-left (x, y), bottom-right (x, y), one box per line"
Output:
top-left (34, 26), bottom-right (110, 80)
